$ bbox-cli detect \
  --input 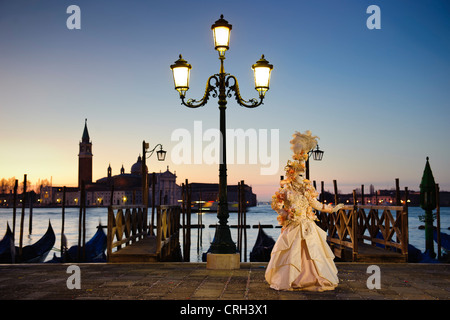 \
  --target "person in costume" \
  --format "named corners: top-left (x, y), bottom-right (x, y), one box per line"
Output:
top-left (265, 130), bottom-right (344, 291)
